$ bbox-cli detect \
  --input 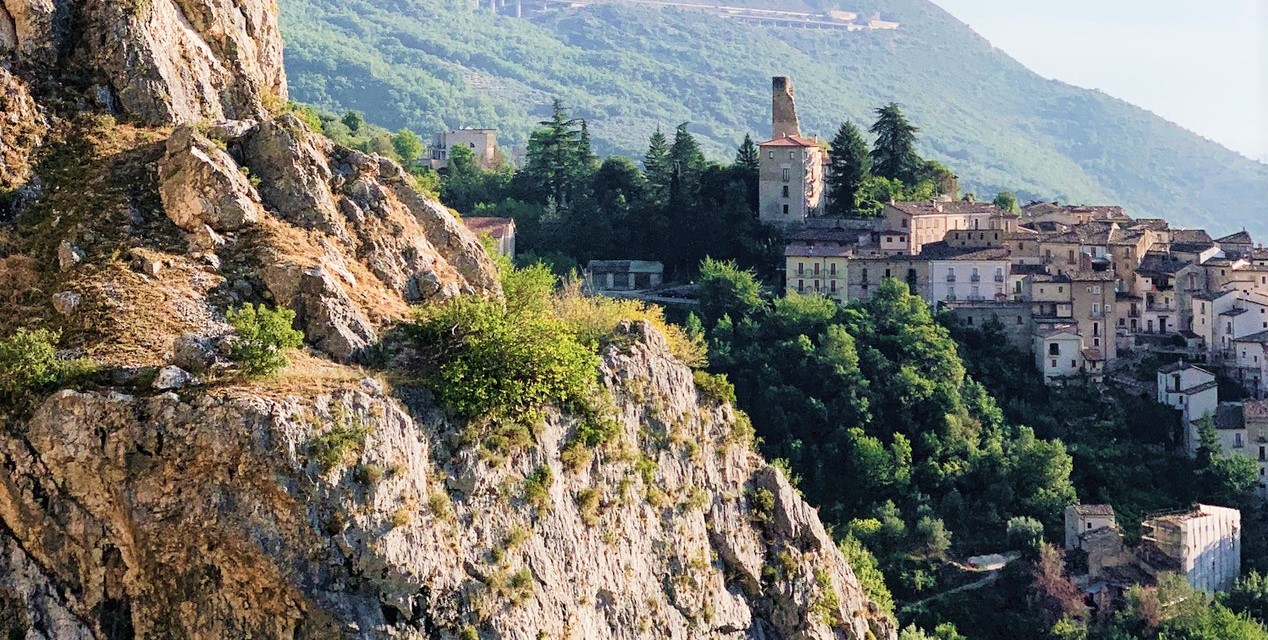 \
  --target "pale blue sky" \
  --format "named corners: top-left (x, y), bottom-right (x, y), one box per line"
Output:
top-left (932, 0), bottom-right (1268, 163)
